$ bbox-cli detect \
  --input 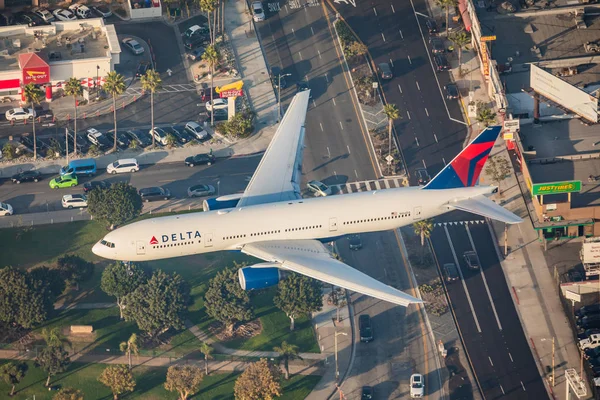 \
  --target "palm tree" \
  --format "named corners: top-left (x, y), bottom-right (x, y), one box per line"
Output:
top-left (449, 31), bottom-right (471, 72)
top-left (202, 45), bottom-right (220, 126)
top-left (273, 341), bottom-right (302, 380)
top-left (199, 342), bottom-right (214, 375)
top-left (64, 78), bottom-right (82, 155)
top-left (435, 0), bottom-right (458, 36)
top-left (140, 69), bottom-right (162, 149)
top-left (22, 83), bottom-right (43, 160)
top-left (103, 71), bottom-right (126, 152)
top-left (383, 104), bottom-right (400, 175)
top-left (476, 106), bottom-right (497, 127)
top-left (413, 219), bottom-right (434, 247)
top-left (199, 0), bottom-right (217, 43)
top-left (119, 333), bottom-right (140, 370)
